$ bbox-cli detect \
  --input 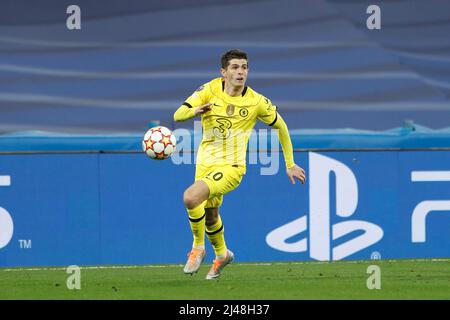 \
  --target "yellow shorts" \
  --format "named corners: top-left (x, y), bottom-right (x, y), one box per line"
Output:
top-left (195, 164), bottom-right (245, 208)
